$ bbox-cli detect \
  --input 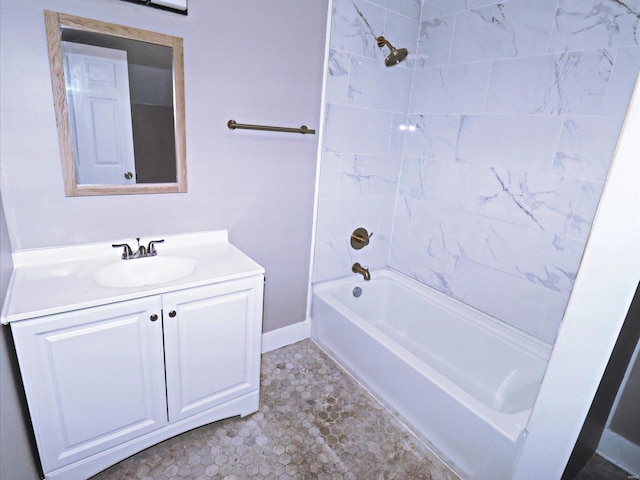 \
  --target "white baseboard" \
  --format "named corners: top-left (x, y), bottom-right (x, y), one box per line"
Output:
top-left (261, 319), bottom-right (311, 353)
top-left (598, 428), bottom-right (640, 476)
